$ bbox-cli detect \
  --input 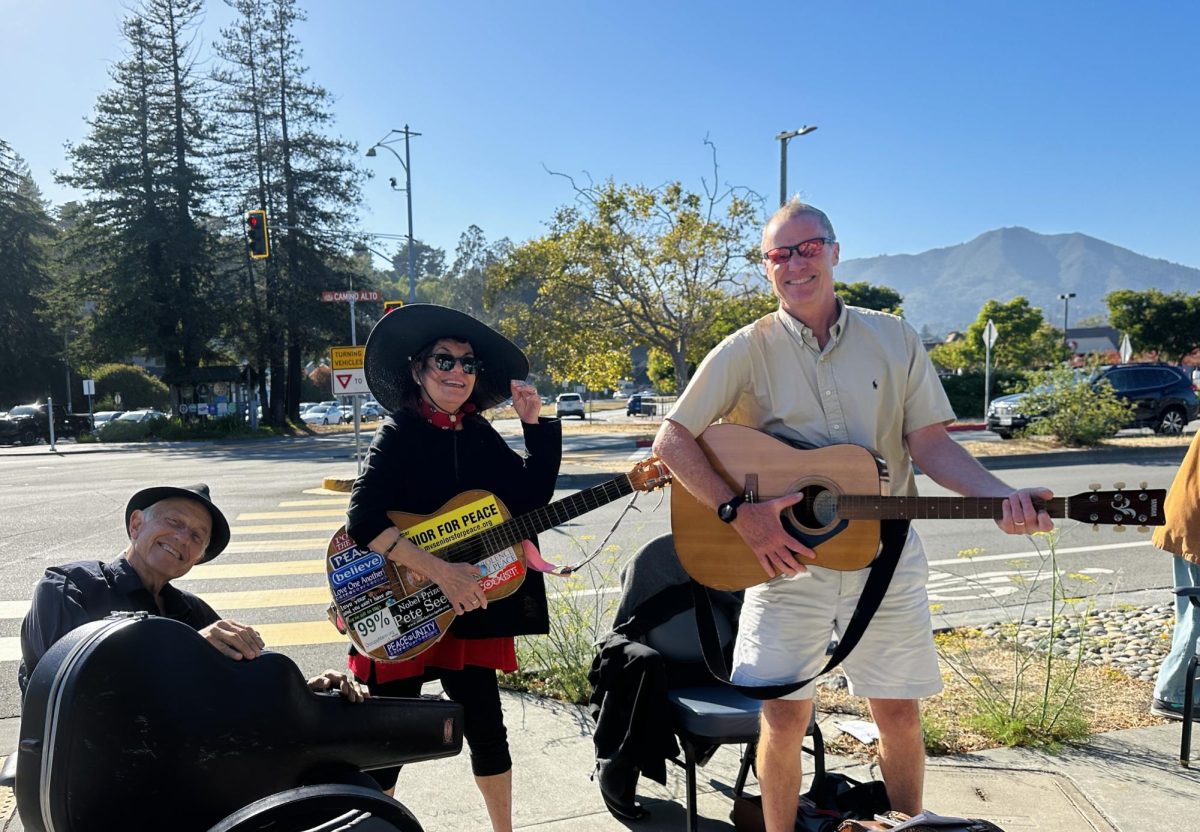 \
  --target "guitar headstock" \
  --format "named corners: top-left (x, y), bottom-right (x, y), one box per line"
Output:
top-left (629, 456), bottom-right (672, 492)
top-left (1065, 482), bottom-right (1166, 530)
